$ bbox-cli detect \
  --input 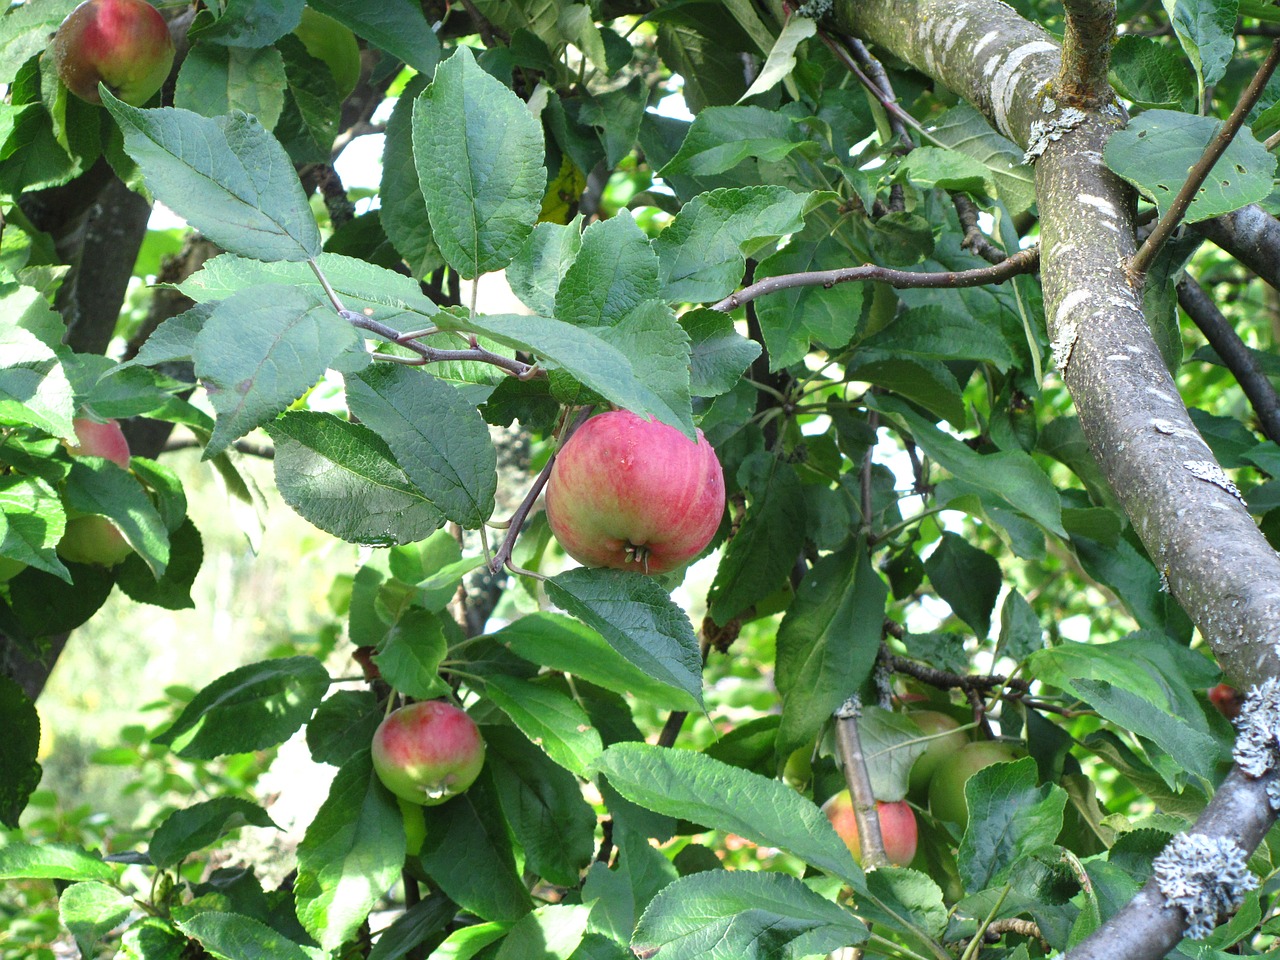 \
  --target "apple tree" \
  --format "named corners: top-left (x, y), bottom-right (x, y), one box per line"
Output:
top-left (4, 0), bottom-right (1280, 958)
